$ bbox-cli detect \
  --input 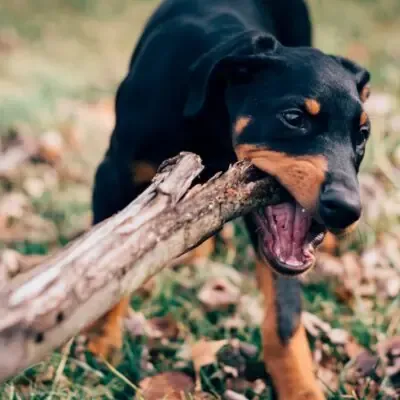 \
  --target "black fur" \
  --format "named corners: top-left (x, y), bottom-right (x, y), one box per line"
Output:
top-left (92, 0), bottom-right (371, 363)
